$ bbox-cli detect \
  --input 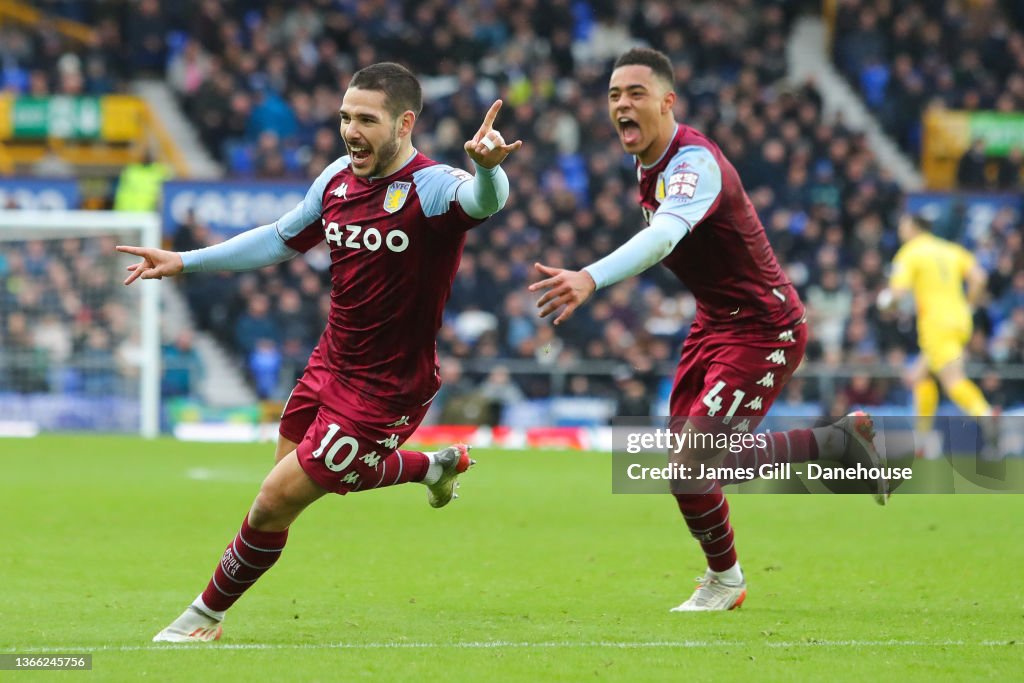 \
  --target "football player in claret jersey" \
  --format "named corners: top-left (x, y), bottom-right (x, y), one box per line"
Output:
top-left (878, 213), bottom-right (993, 458)
top-left (530, 48), bottom-right (887, 611)
top-left (117, 62), bottom-right (521, 642)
